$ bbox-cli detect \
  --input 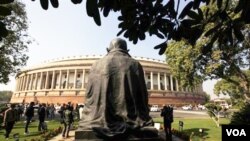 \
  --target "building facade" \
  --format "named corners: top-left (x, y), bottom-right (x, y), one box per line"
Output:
top-left (10, 55), bottom-right (206, 106)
